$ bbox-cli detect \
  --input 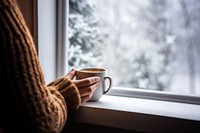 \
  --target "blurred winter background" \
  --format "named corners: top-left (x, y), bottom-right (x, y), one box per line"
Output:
top-left (68, 0), bottom-right (200, 95)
